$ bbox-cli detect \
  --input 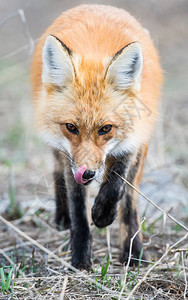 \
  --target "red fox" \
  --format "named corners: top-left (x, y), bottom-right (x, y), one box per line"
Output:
top-left (31, 5), bottom-right (163, 270)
